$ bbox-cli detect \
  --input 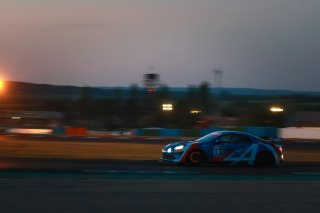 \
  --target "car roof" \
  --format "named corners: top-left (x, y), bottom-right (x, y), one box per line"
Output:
top-left (214, 130), bottom-right (247, 135)
top-left (212, 130), bottom-right (260, 138)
